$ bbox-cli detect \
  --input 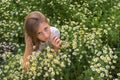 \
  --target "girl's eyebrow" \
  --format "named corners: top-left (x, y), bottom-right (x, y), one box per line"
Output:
top-left (38, 31), bottom-right (42, 34)
top-left (44, 26), bottom-right (48, 30)
top-left (38, 26), bottom-right (49, 34)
